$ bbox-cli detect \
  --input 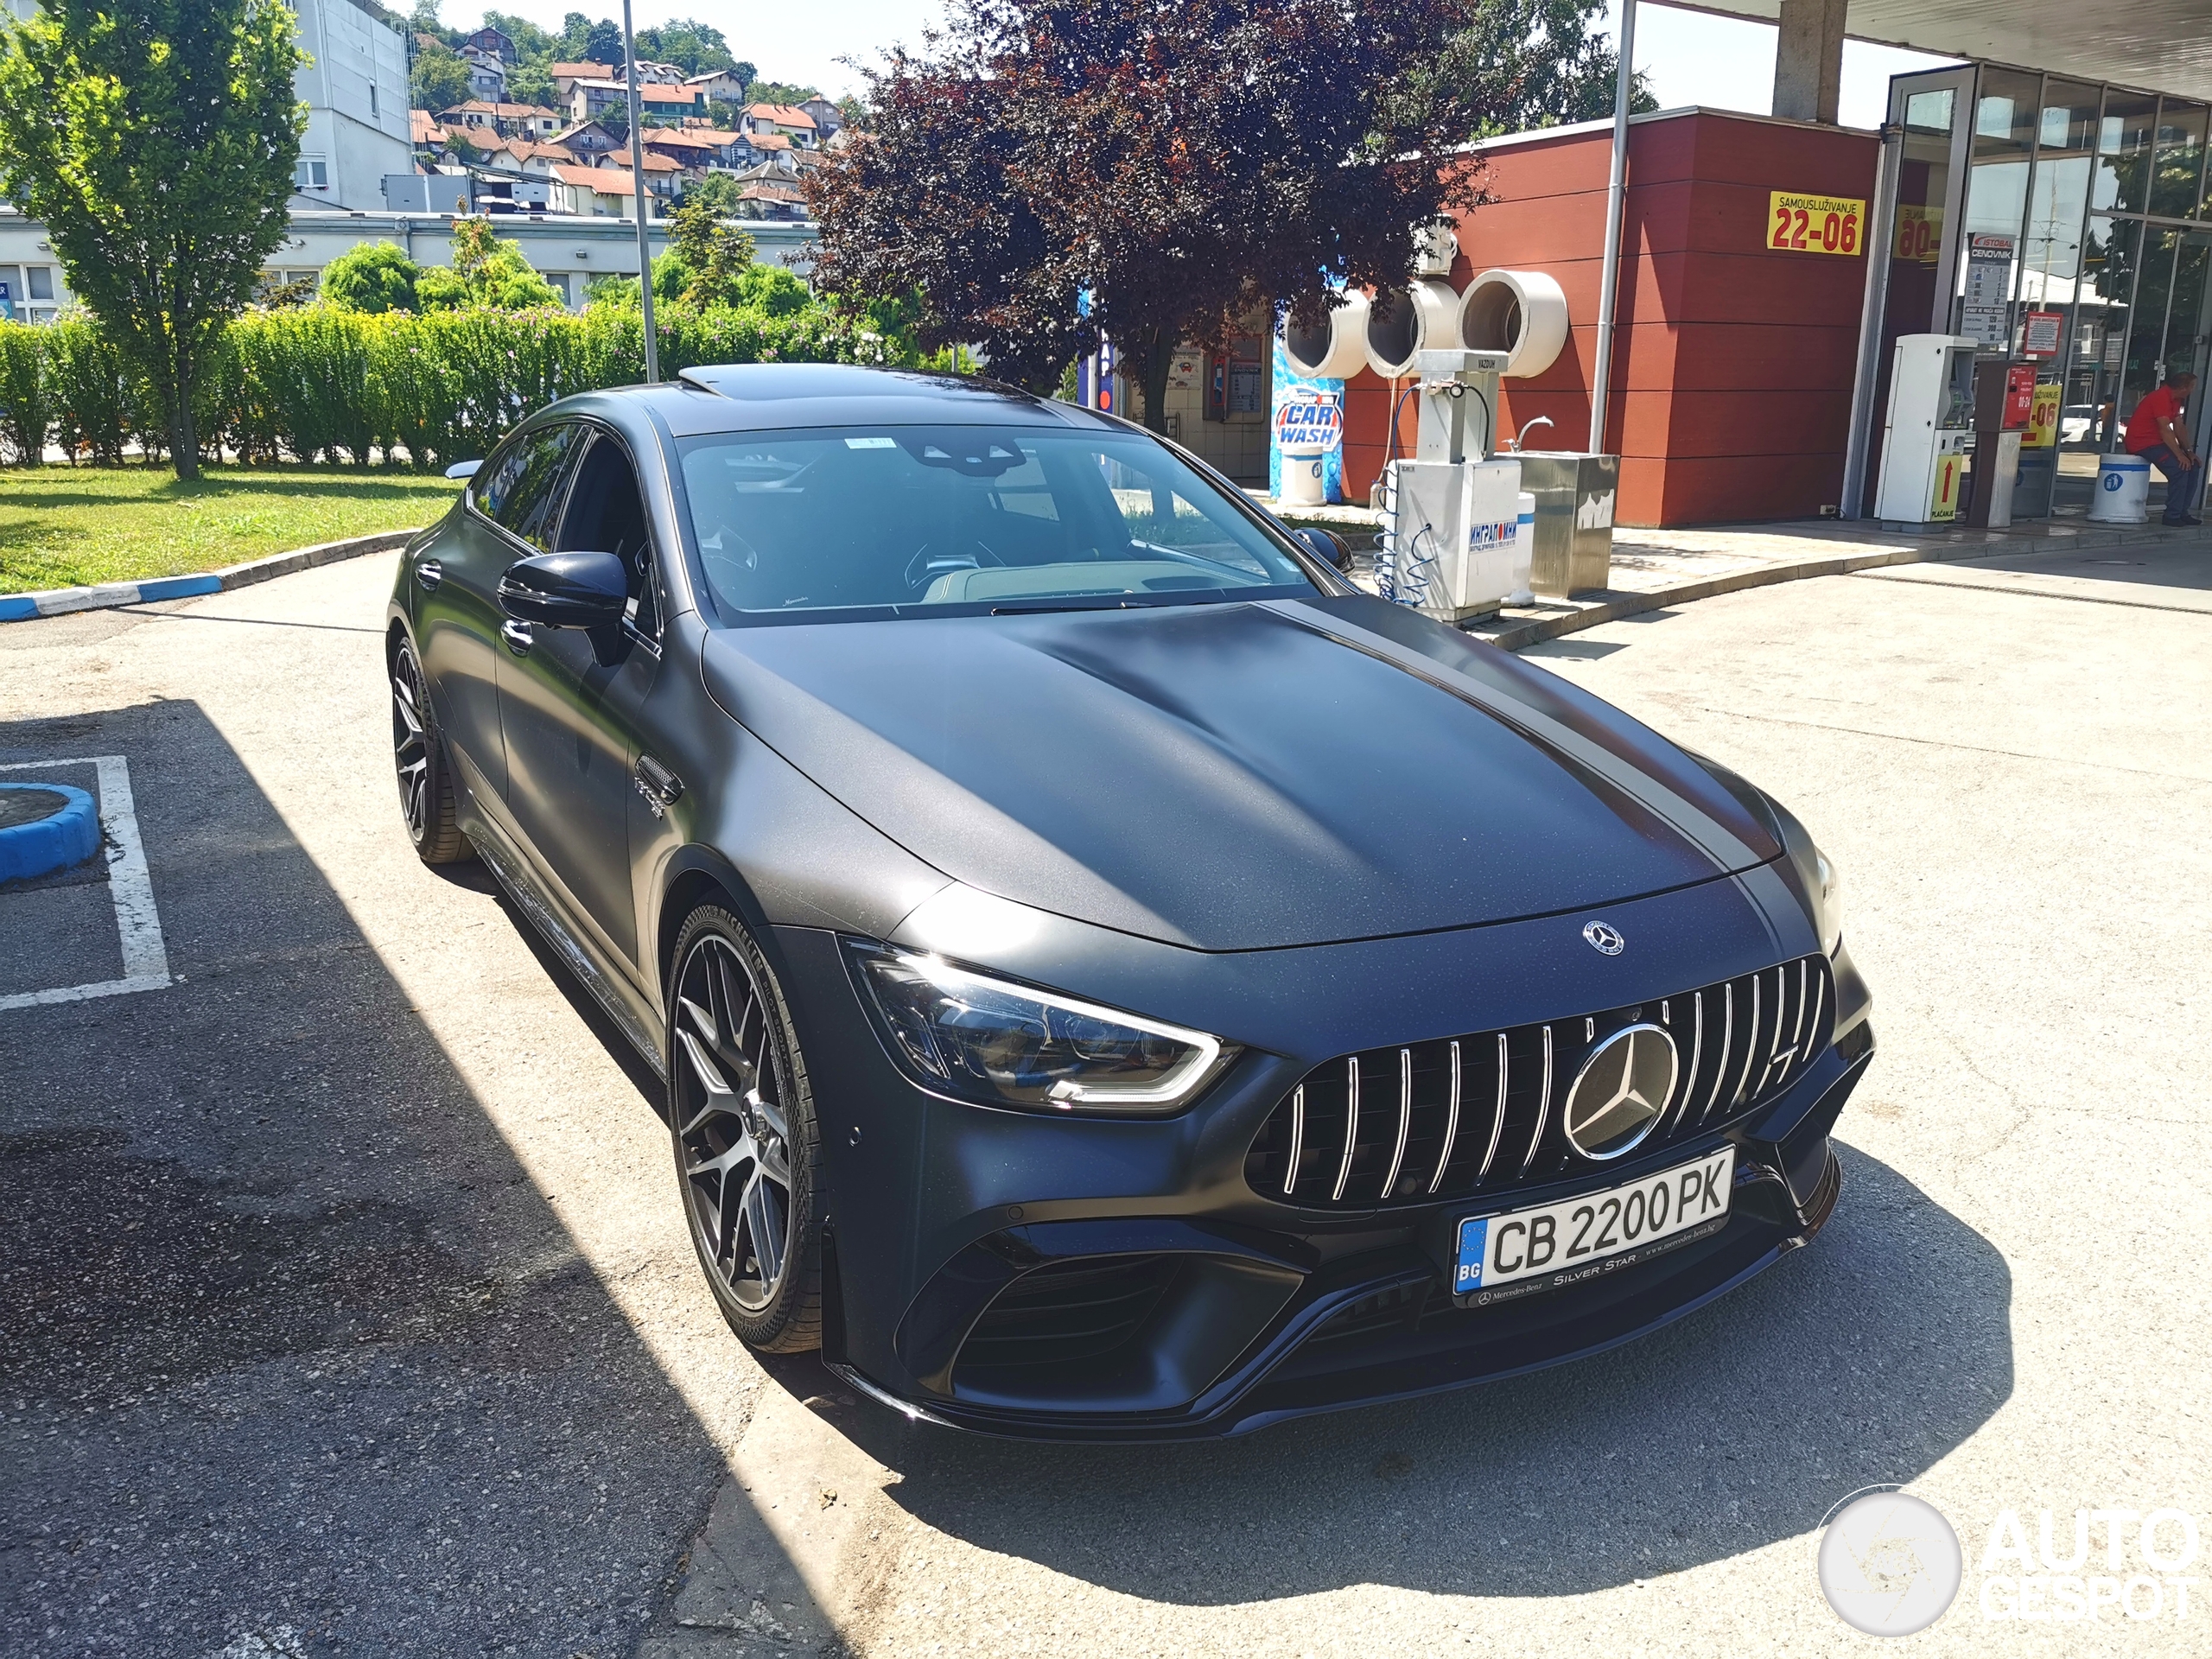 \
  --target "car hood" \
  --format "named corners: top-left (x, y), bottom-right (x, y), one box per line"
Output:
top-left (699, 594), bottom-right (1780, 951)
